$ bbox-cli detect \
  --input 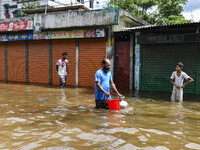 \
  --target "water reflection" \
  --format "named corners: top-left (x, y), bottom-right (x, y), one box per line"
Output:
top-left (0, 83), bottom-right (200, 149)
